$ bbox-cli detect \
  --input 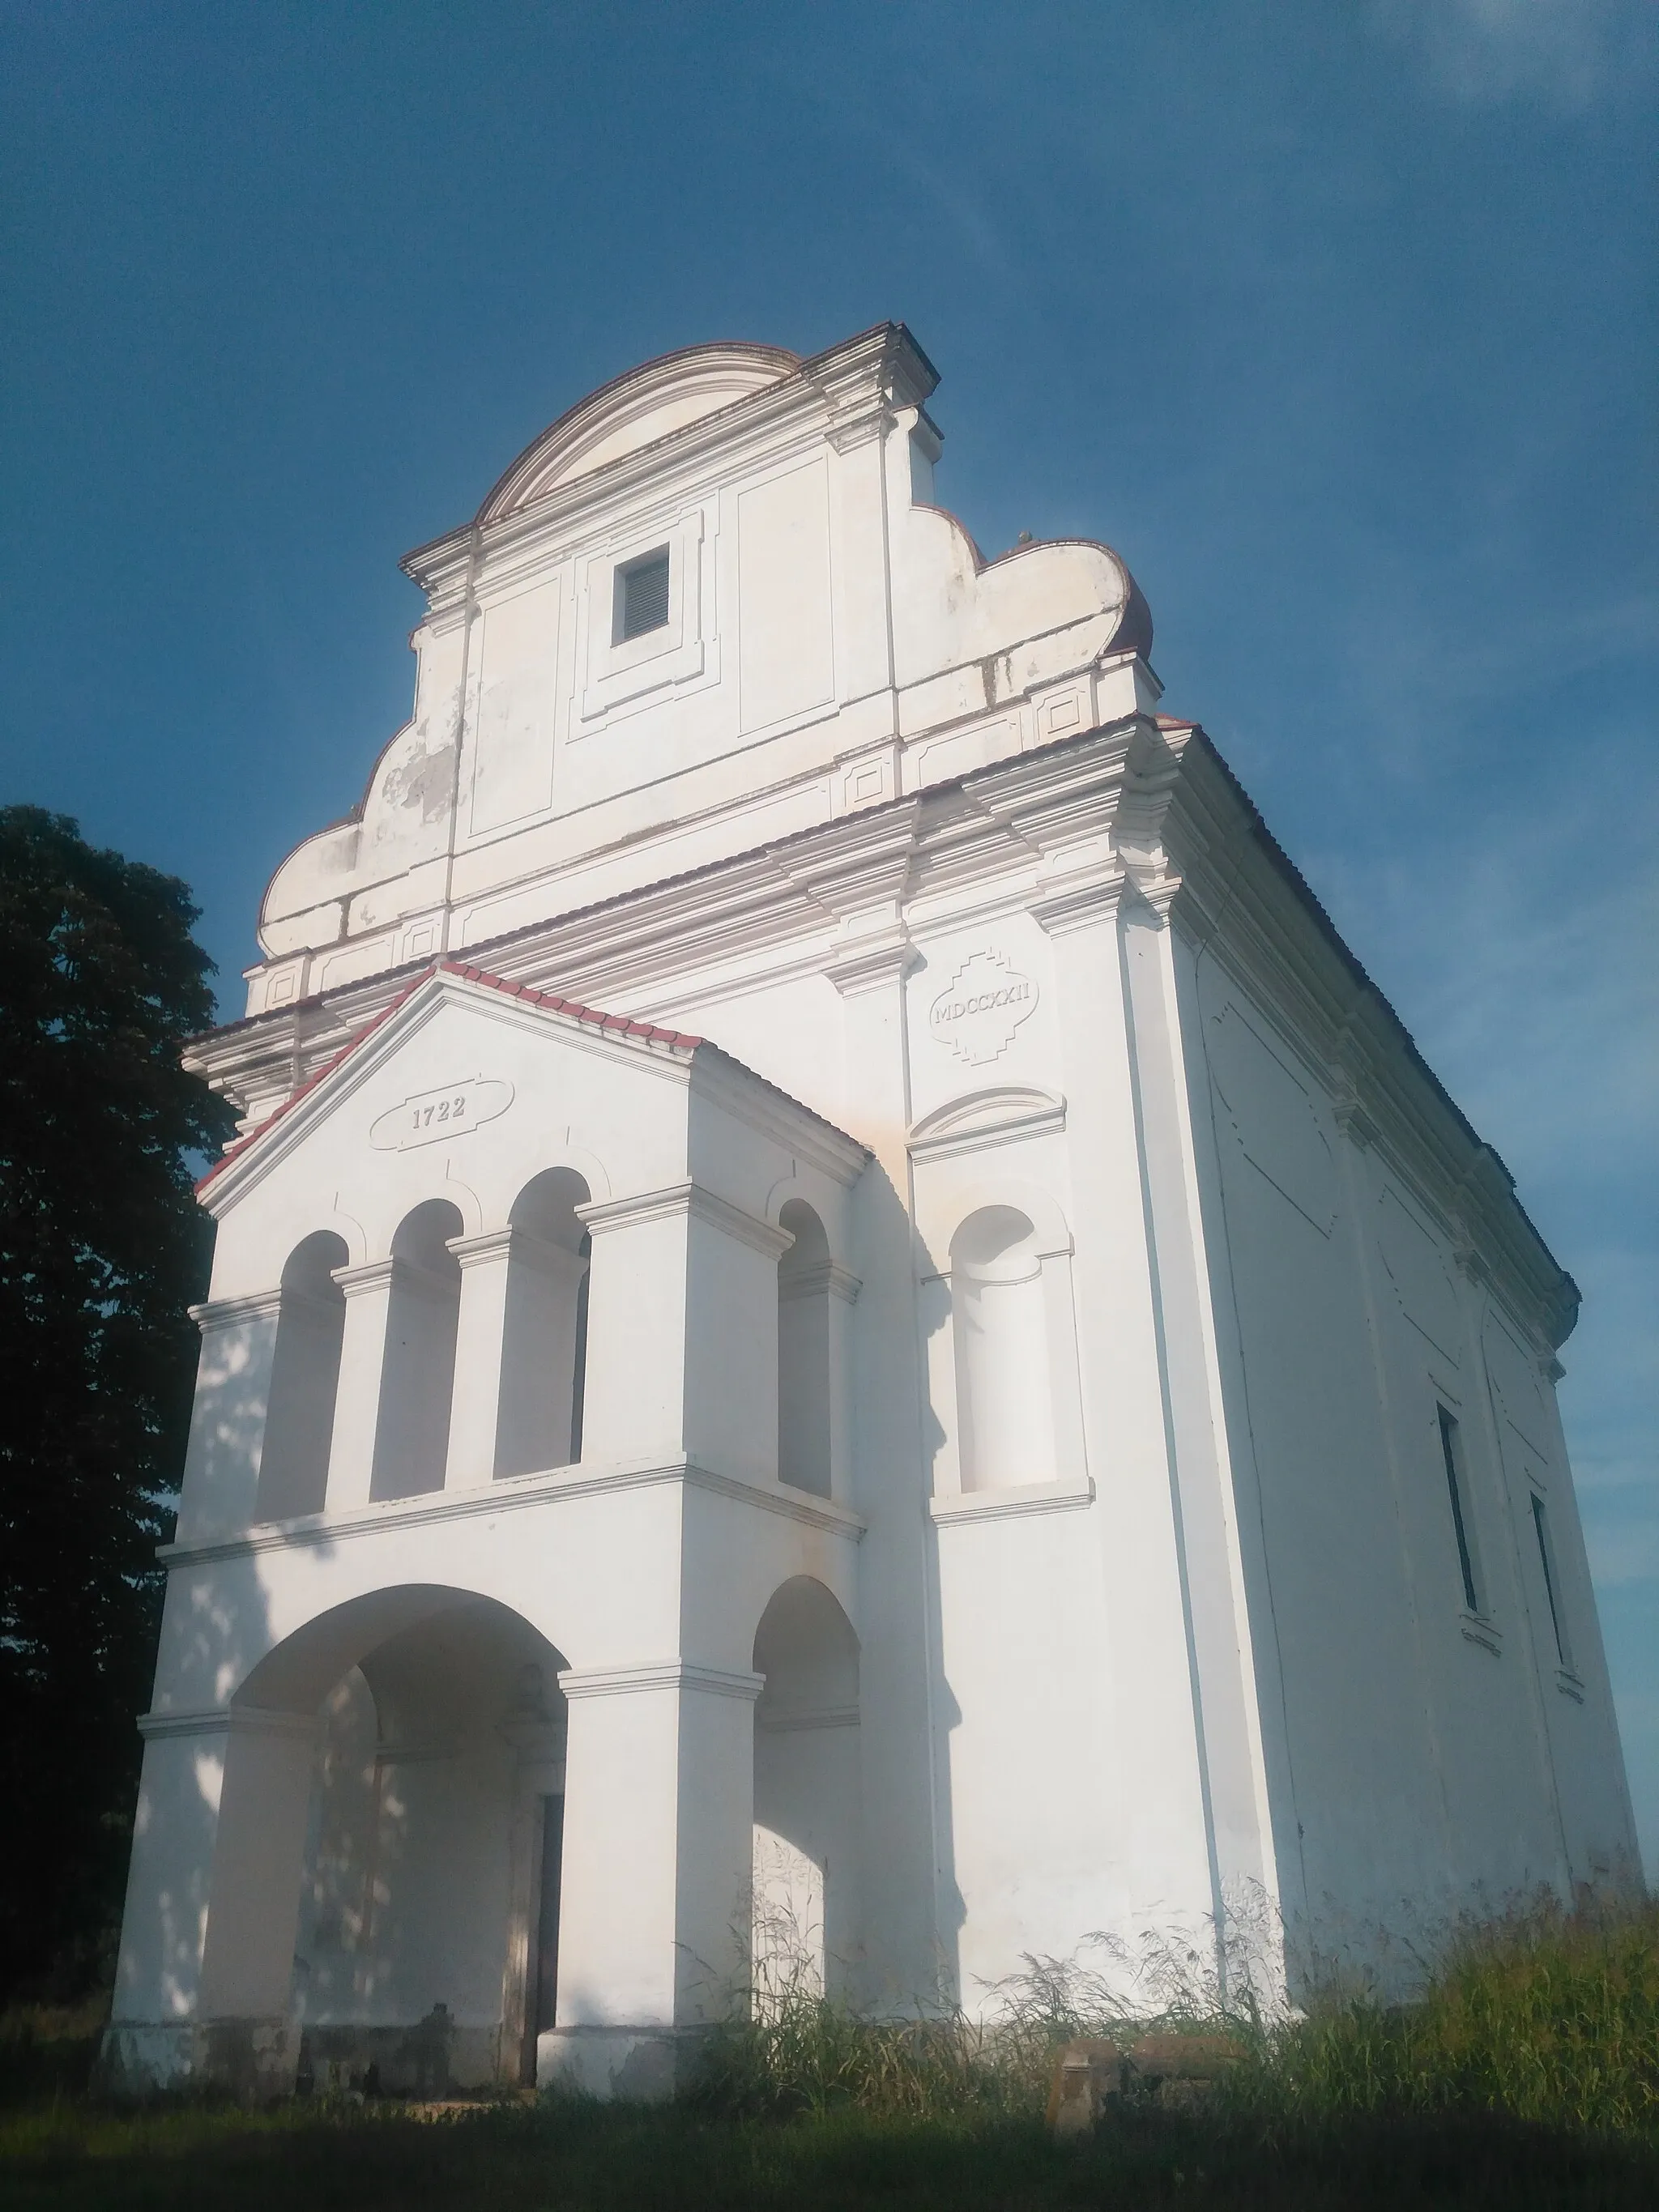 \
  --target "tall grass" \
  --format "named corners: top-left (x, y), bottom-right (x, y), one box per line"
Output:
top-left (699, 1890), bottom-right (1659, 2141)
top-left (1239, 1892), bottom-right (1659, 2137)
